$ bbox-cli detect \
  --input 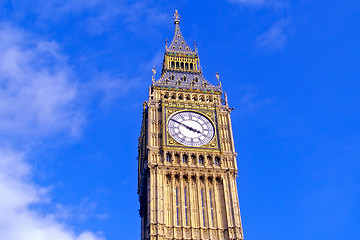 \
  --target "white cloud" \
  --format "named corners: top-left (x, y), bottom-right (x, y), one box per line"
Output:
top-left (0, 24), bottom-right (103, 240)
top-left (0, 148), bottom-right (104, 240)
top-left (0, 23), bottom-right (83, 139)
top-left (256, 19), bottom-right (288, 50)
